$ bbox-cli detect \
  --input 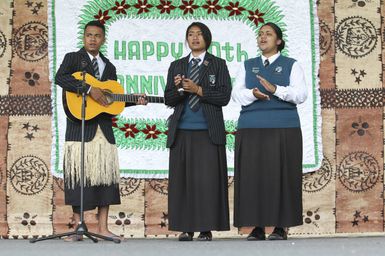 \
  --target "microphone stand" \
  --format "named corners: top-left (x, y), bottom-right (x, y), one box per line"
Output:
top-left (31, 69), bottom-right (120, 244)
